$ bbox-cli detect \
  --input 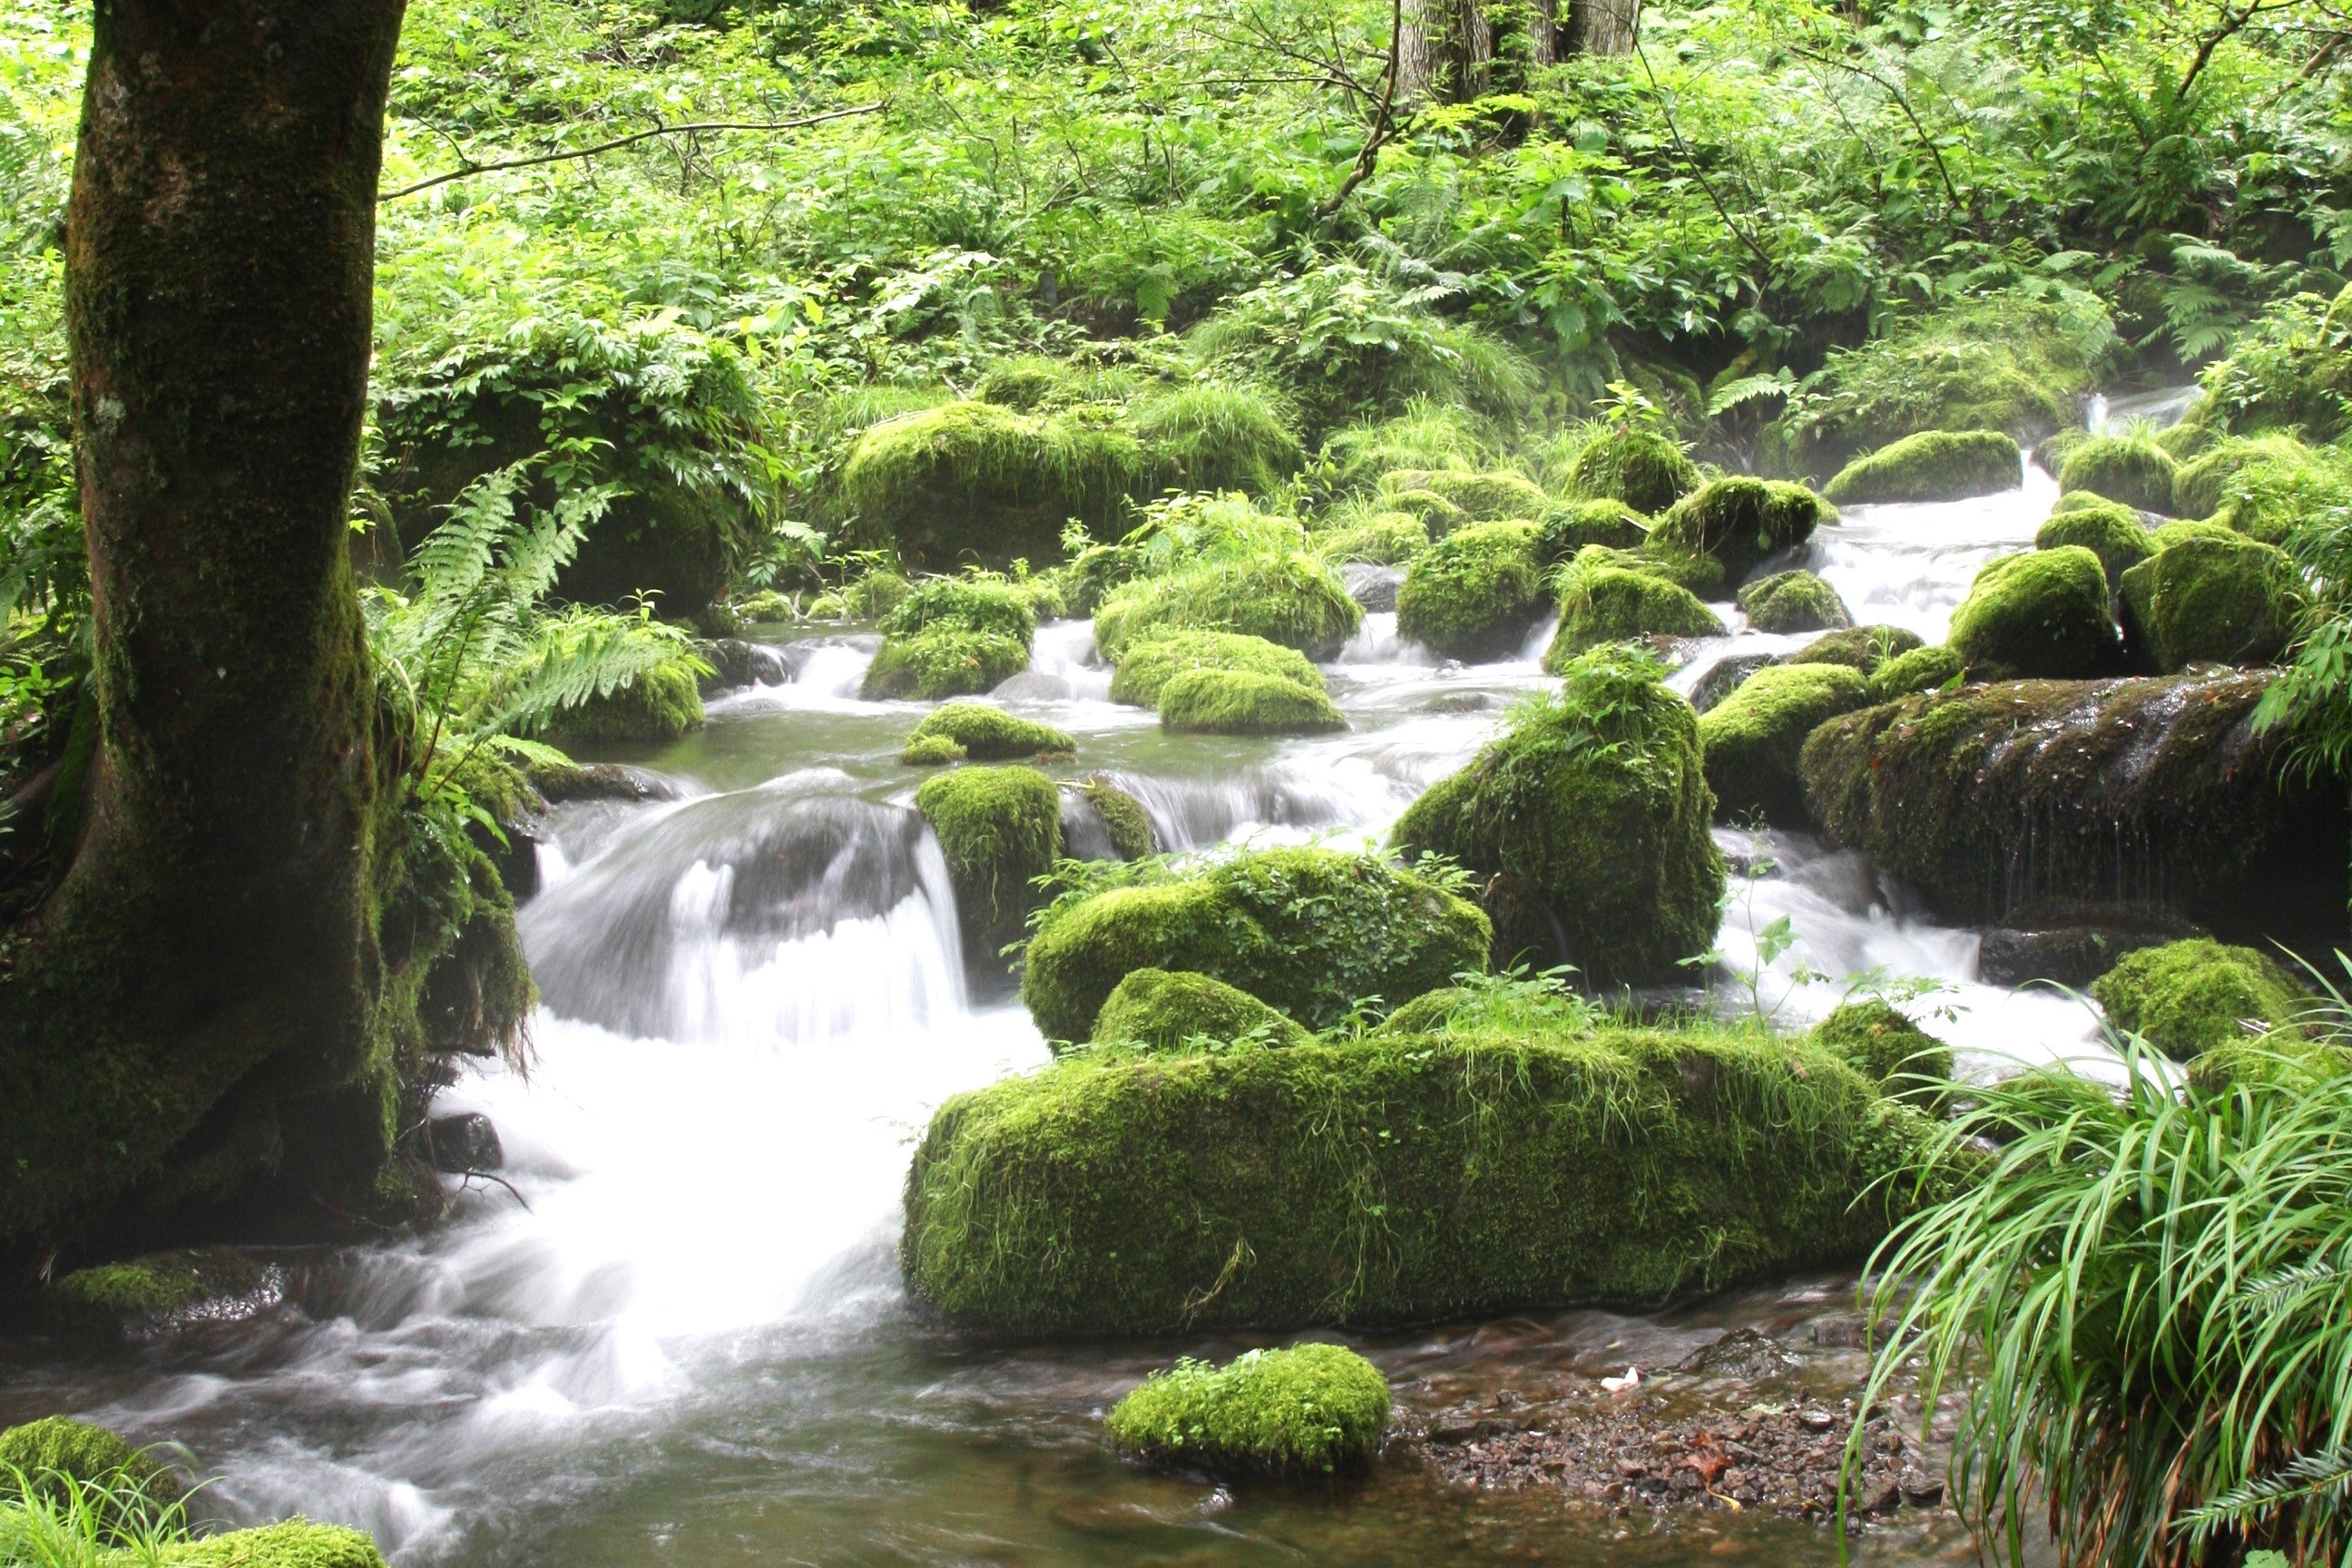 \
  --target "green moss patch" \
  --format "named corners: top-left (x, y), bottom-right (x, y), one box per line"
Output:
top-left (540, 657), bottom-right (706, 746)
top-left (1779, 624), bottom-right (1926, 675)
top-left (916, 766), bottom-right (1064, 967)
top-left (900, 1028), bottom-right (1931, 1334)
top-left (1310, 513), bottom-right (1431, 566)
top-left (51, 1248), bottom-right (271, 1320)
top-left (1568, 428), bottom-right (1700, 514)
top-left (0, 1416), bottom-right (181, 1520)
top-left (1160, 668), bottom-right (1348, 735)
top-left (1649, 478), bottom-right (1827, 584)
top-left (1410, 469), bottom-right (1551, 524)
top-left (2090, 938), bottom-right (2308, 1061)
top-left (863, 628), bottom-right (1031, 700)
top-left (2057, 436), bottom-right (2180, 515)
top-left (1821, 430), bottom-right (2022, 505)
top-left (1395, 649), bottom-right (1724, 983)
top-left (1108, 631), bottom-right (1324, 709)
top-left (2036, 498), bottom-right (2154, 588)
top-left (1106, 1345), bottom-right (1389, 1477)
top-left (1132, 382), bottom-right (1306, 495)
top-left (158, 1522), bottom-right (389, 1568)
top-left (1396, 522), bottom-right (1548, 661)
top-left (1020, 848), bottom-right (1489, 1043)
top-left (1736, 570), bottom-right (1851, 634)
top-left (900, 734), bottom-right (966, 766)
top-left (1082, 778), bottom-right (1159, 861)
top-left (1534, 499), bottom-right (1650, 564)
top-left (1383, 487), bottom-right (1472, 535)
top-left (1090, 967), bottom-right (1313, 1052)
top-left (1865, 643), bottom-right (1967, 701)
top-left (1946, 547), bottom-right (2122, 678)
top-left (1544, 566), bottom-right (1726, 668)
top-left (1811, 1000), bottom-right (1952, 1108)
top-left (904, 703), bottom-right (1075, 761)
top-left (2171, 434), bottom-right (2352, 544)
top-left (1698, 662), bottom-right (1871, 824)
top-left (2117, 535), bottom-right (2307, 671)
top-left (1093, 554), bottom-right (1363, 662)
